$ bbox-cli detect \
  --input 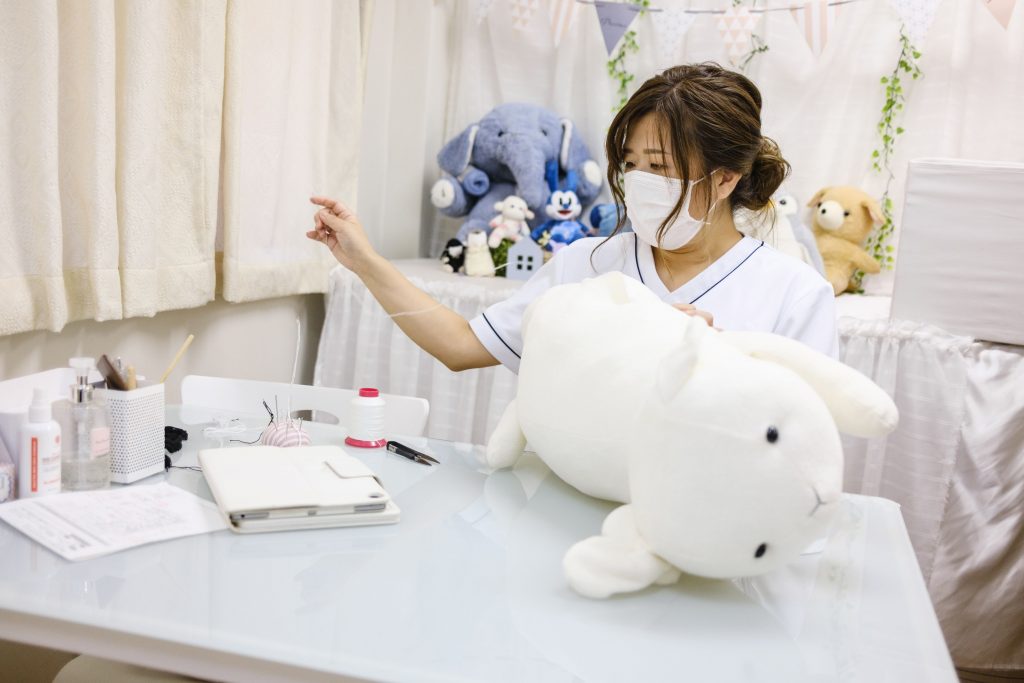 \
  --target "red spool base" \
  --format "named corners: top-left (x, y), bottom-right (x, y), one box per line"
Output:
top-left (344, 436), bottom-right (387, 449)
